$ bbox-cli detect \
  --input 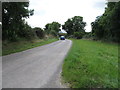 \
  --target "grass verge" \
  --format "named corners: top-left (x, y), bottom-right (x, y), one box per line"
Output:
top-left (62, 39), bottom-right (118, 88)
top-left (2, 38), bottom-right (58, 56)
